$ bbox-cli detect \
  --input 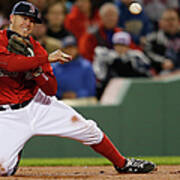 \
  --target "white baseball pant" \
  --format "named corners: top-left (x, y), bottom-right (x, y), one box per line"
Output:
top-left (0, 90), bottom-right (103, 176)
